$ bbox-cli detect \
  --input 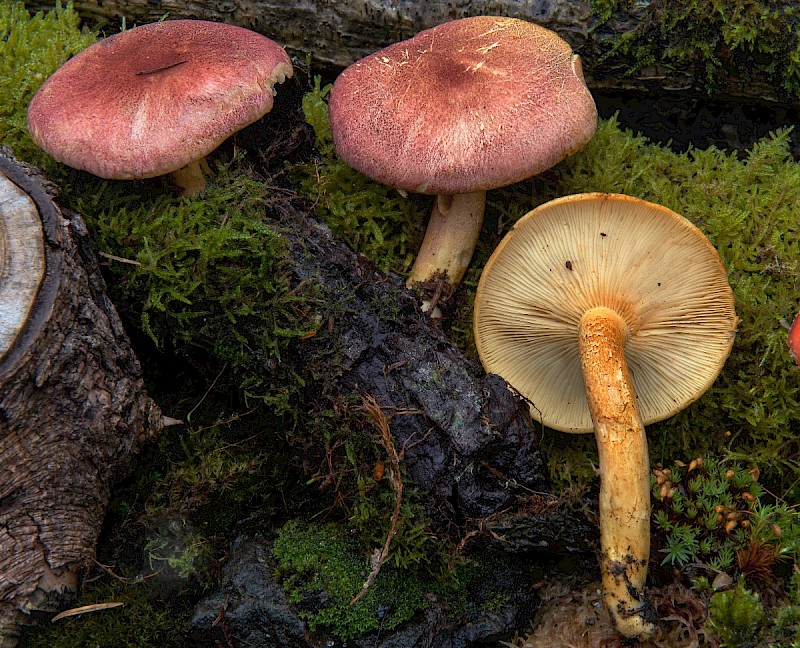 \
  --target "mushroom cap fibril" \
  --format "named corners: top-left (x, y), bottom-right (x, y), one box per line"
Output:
top-left (474, 193), bottom-right (738, 433)
top-left (327, 16), bottom-right (597, 196)
top-left (27, 20), bottom-right (293, 180)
